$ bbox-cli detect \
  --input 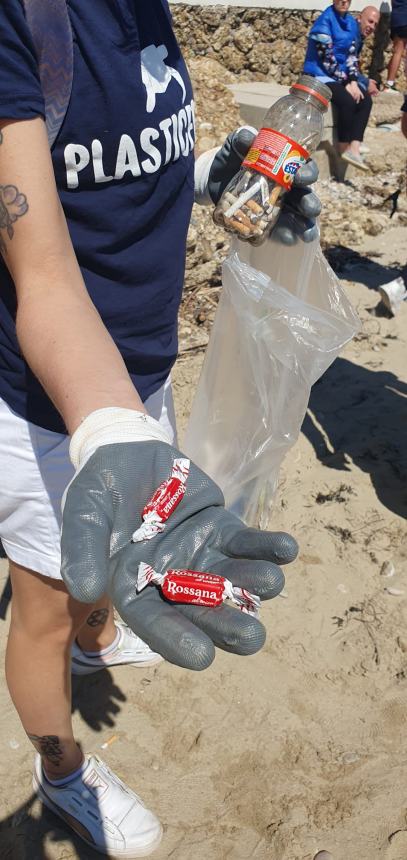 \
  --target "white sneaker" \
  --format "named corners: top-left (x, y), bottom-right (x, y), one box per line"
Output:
top-left (33, 753), bottom-right (163, 858)
top-left (71, 623), bottom-right (163, 675)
